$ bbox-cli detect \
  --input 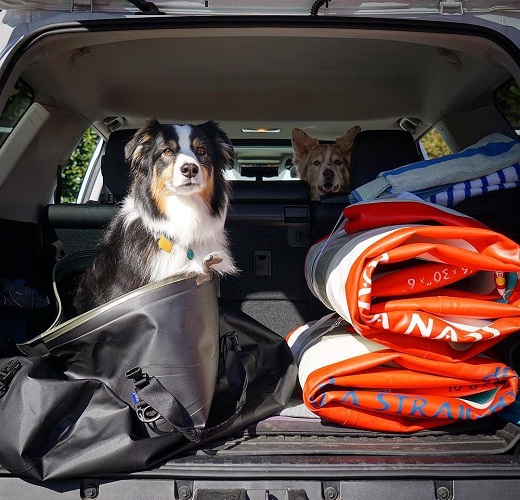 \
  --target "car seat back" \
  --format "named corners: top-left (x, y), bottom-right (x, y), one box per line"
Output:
top-left (349, 129), bottom-right (422, 190)
top-left (101, 129), bottom-right (135, 203)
